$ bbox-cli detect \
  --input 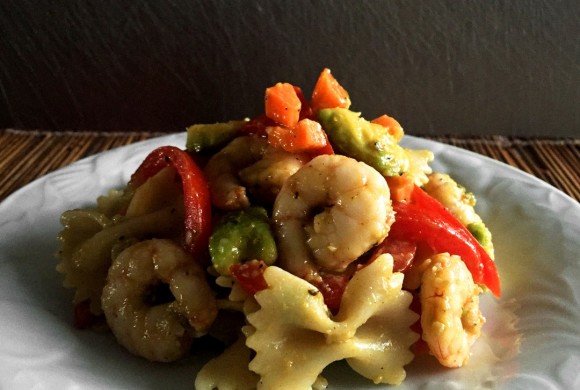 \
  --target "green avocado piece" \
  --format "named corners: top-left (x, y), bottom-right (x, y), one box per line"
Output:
top-left (186, 120), bottom-right (246, 153)
top-left (467, 222), bottom-right (492, 248)
top-left (209, 207), bottom-right (277, 276)
top-left (318, 108), bottom-right (408, 176)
